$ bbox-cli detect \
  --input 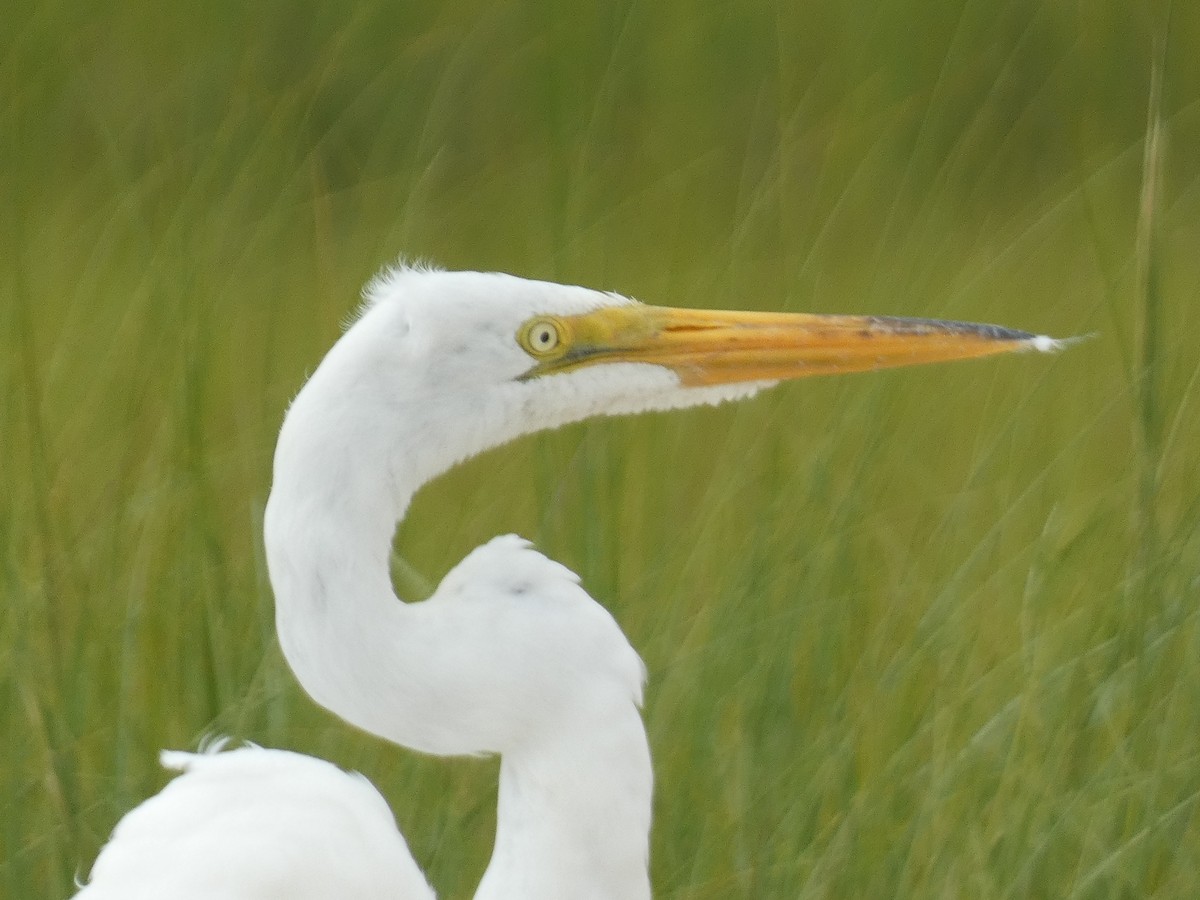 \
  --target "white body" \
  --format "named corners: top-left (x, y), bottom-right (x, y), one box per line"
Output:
top-left (77, 746), bottom-right (434, 900)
